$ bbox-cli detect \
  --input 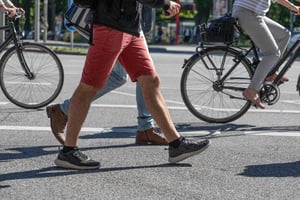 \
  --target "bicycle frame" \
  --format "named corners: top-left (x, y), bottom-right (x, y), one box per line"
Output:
top-left (232, 24), bottom-right (300, 87)
top-left (0, 16), bottom-right (34, 79)
top-left (271, 39), bottom-right (300, 85)
top-left (180, 17), bottom-right (300, 123)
